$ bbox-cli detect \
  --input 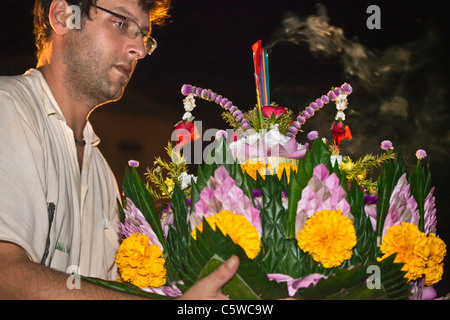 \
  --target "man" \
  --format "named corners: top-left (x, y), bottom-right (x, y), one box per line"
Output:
top-left (0, 0), bottom-right (239, 299)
